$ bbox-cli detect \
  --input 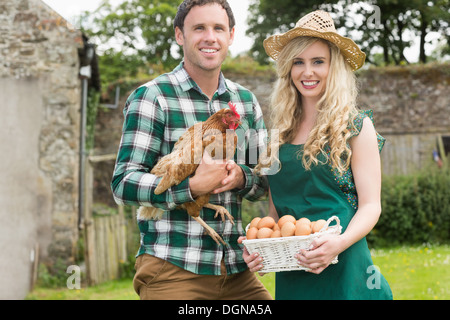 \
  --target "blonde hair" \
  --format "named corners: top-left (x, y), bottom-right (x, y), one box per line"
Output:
top-left (259, 36), bottom-right (359, 175)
